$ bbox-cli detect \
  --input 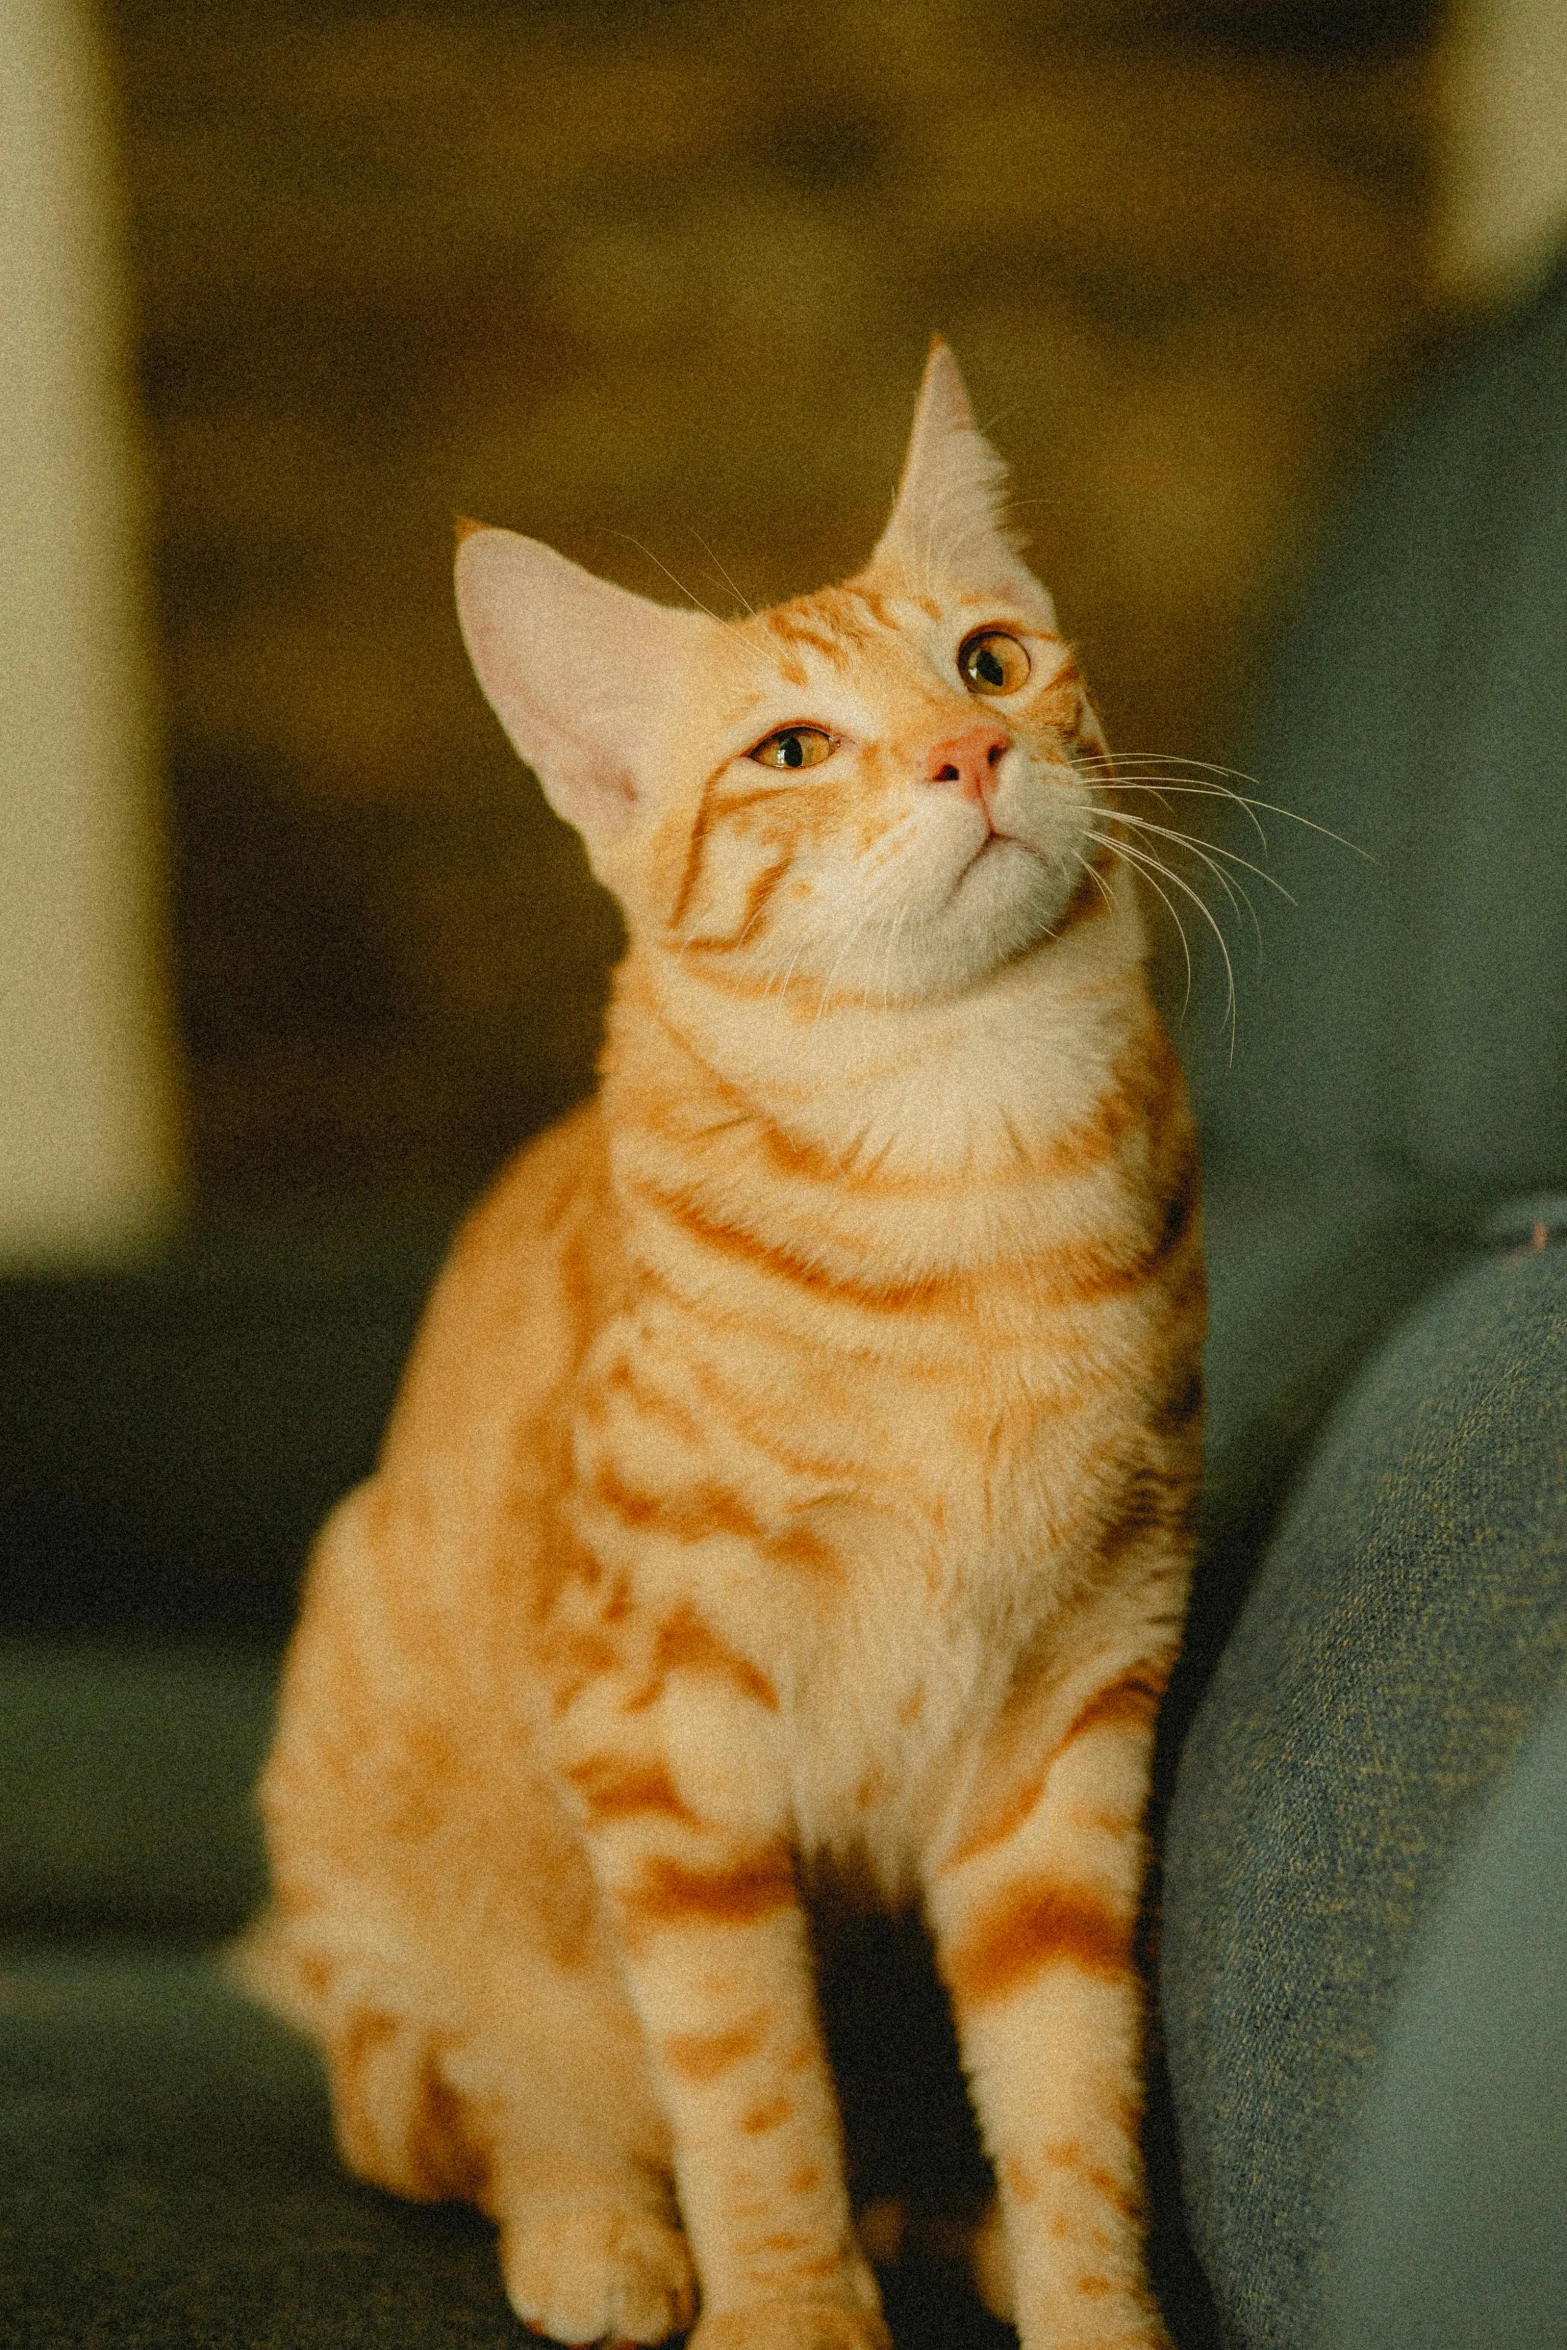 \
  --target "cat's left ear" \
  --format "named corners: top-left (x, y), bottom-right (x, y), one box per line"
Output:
top-left (455, 524), bottom-right (709, 863)
top-left (871, 339), bottom-right (1052, 617)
